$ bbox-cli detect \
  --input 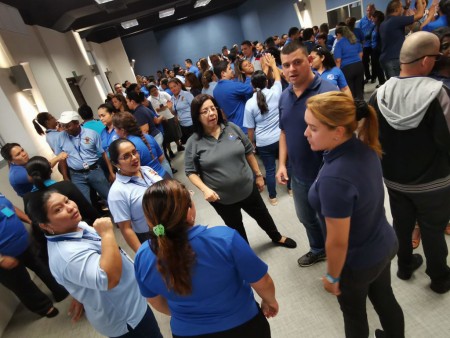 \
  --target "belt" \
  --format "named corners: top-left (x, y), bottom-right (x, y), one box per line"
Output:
top-left (69, 162), bottom-right (98, 173)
